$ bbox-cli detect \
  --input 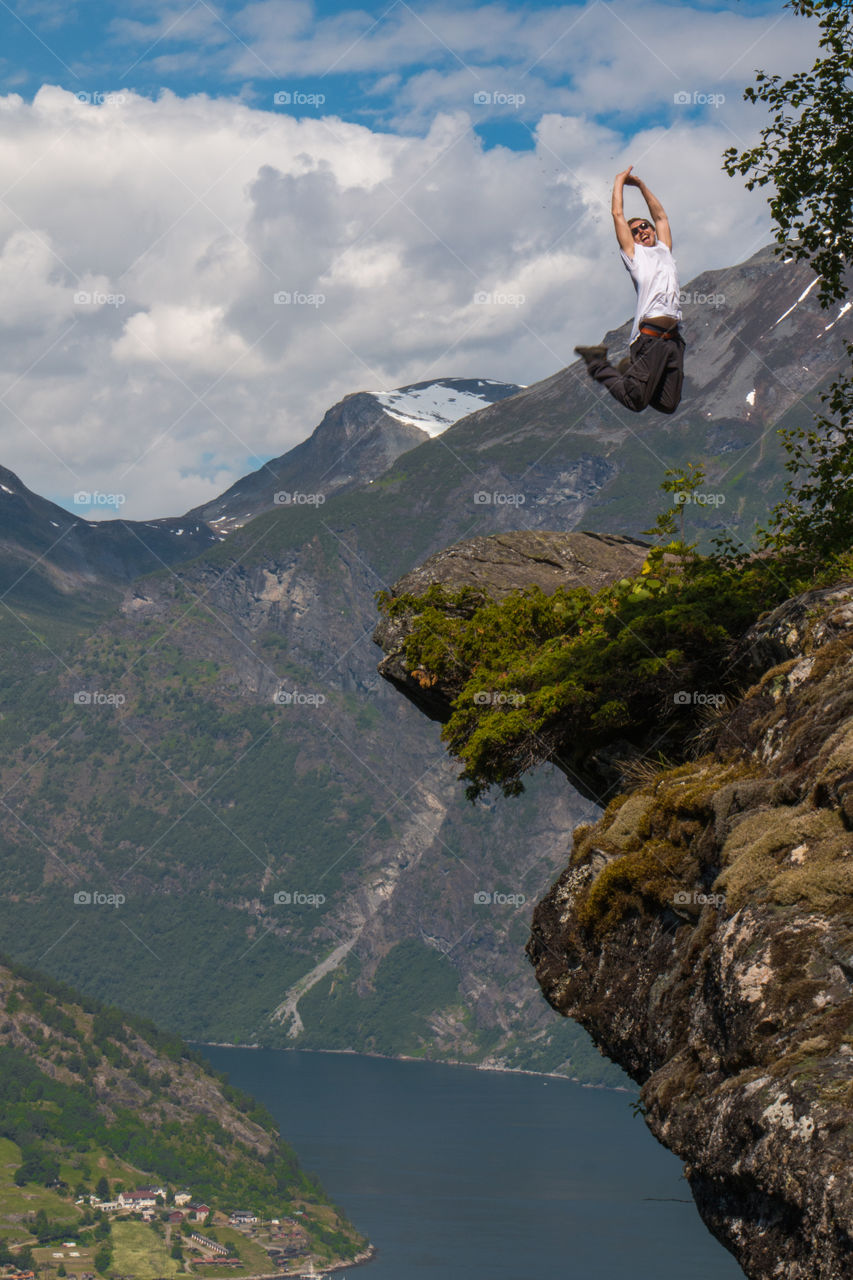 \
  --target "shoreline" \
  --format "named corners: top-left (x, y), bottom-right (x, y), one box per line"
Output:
top-left (195, 1043), bottom-right (632, 1094)
top-left (237, 1242), bottom-right (377, 1278)
top-left (319, 1243), bottom-right (376, 1274)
